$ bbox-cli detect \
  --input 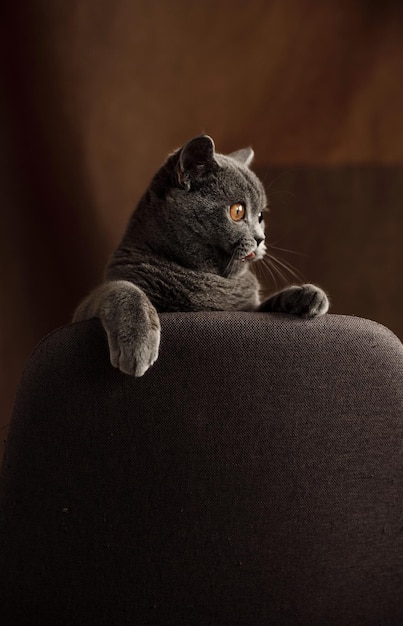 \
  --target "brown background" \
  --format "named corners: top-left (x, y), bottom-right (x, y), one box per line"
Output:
top-left (1, 0), bottom-right (403, 459)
